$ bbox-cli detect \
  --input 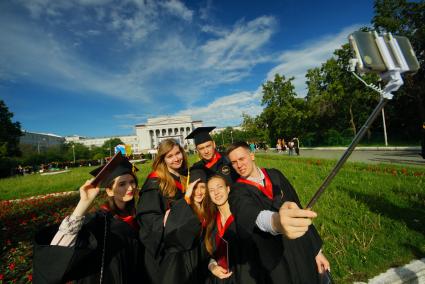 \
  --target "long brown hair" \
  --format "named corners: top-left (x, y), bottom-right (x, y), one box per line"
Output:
top-left (190, 182), bottom-right (206, 221)
top-left (152, 139), bottom-right (188, 197)
top-left (203, 175), bottom-right (228, 255)
top-left (104, 172), bottom-right (138, 216)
